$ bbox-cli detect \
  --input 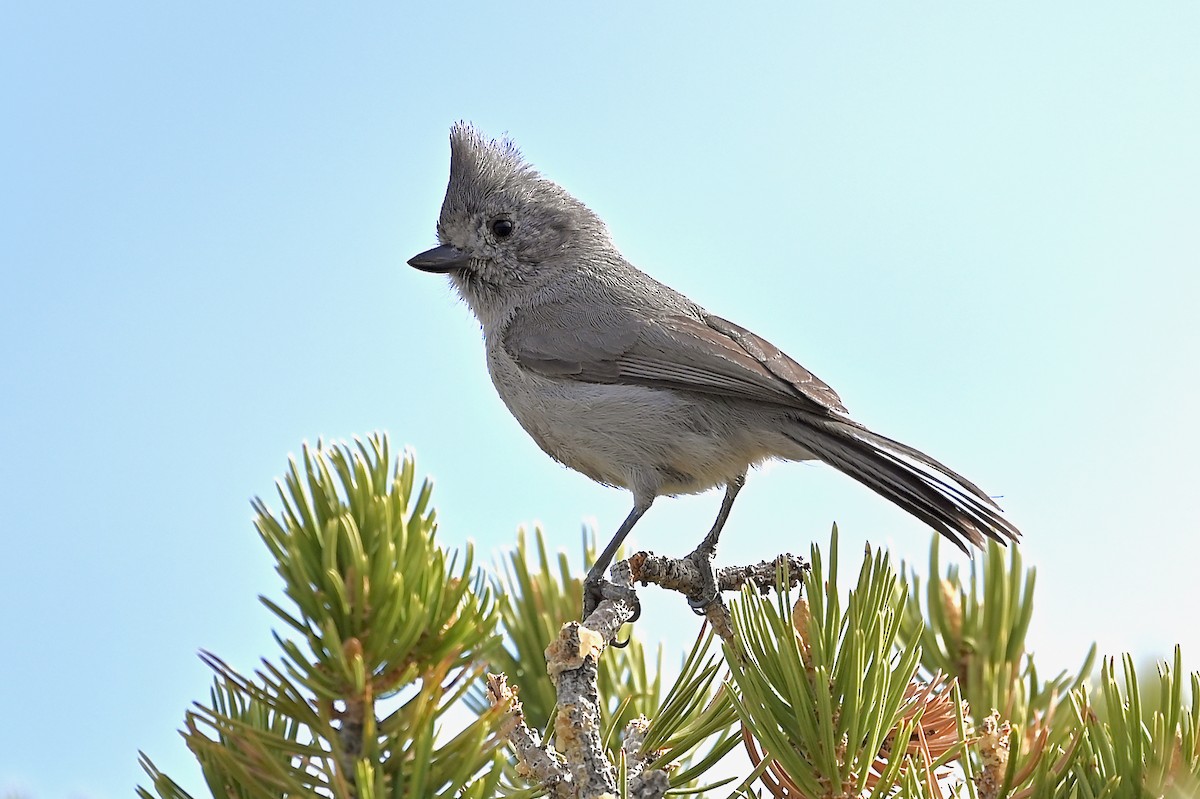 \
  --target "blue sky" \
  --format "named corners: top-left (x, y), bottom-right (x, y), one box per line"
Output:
top-left (2, 3), bottom-right (1198, 797)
